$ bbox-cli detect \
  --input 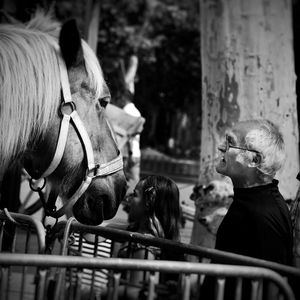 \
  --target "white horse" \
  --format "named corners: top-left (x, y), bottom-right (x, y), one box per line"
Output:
top-left (0, 11), bottom-right (127, 224)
